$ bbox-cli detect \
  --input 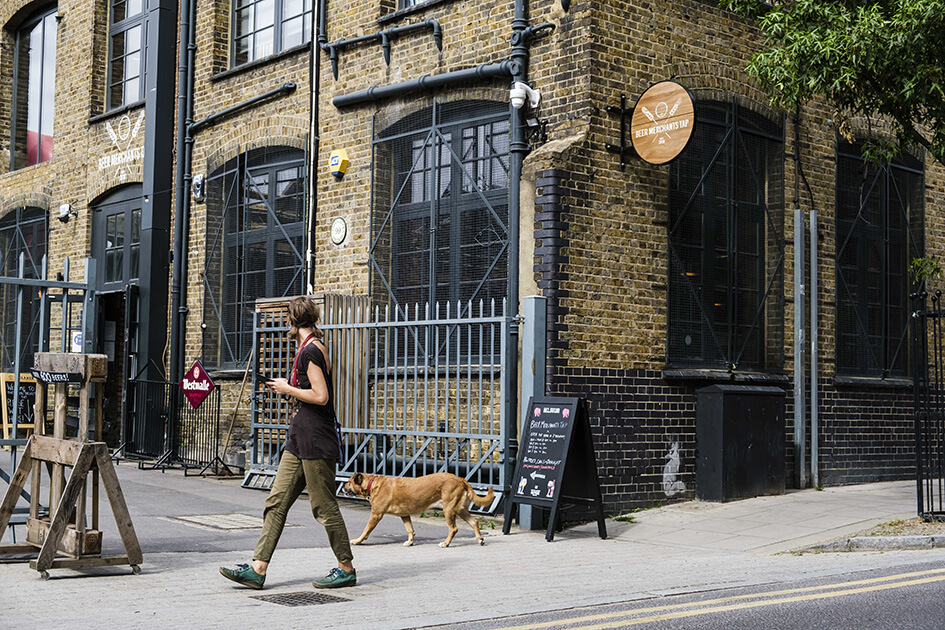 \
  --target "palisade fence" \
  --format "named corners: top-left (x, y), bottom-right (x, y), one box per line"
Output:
top-left (911, 289), bottom-right (945, 521)
top-left (246, 295), bottom-right (510, 511)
